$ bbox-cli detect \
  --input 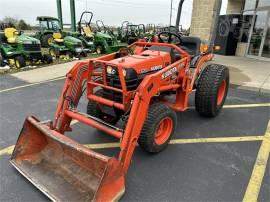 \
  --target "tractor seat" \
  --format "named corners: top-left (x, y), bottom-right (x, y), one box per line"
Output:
top-left (53, 32), bottom-right (64, 43)
top-left (4, 28), bottom-right (18, 43)
top-left (180, 36), bottom-right (201, 56)
top-left (179, 37), bottom-right (201, 68)
top-left (83, 26), bottom-right (94, 38)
